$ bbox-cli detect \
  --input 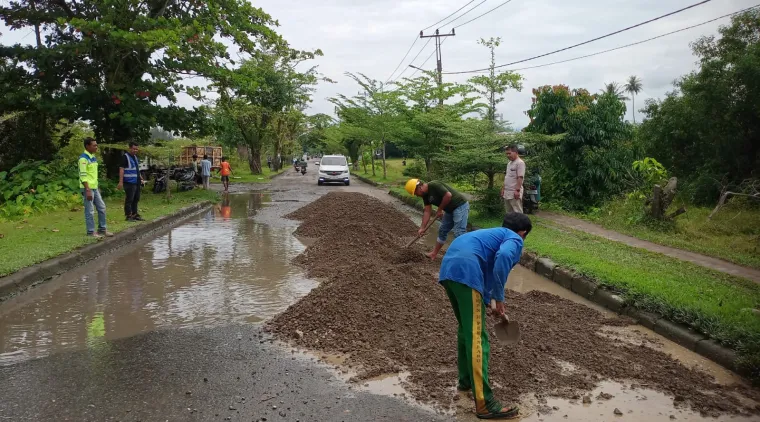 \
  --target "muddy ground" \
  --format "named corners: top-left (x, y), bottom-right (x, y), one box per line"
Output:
top-left (270, 192), bottom-right (760, 418)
